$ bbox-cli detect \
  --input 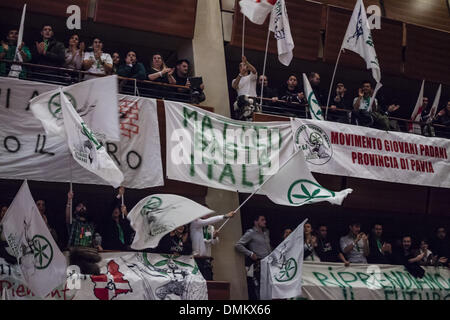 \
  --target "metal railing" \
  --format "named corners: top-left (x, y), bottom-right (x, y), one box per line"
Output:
top-left (249, 96), bottom-right (450, 139)
top-left (0, 59), bottom-right (195, 103)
